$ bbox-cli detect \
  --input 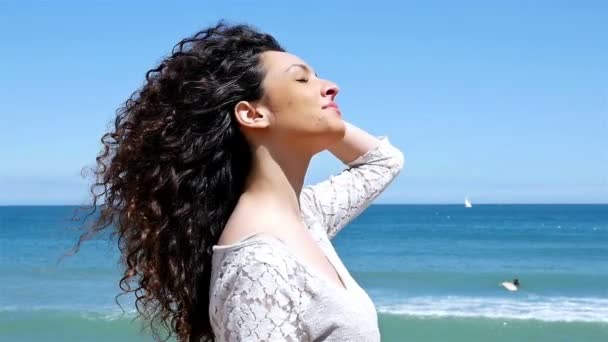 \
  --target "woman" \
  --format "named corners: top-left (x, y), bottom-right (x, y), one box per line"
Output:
top-left (66, 21), bottom-right (404, 341)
